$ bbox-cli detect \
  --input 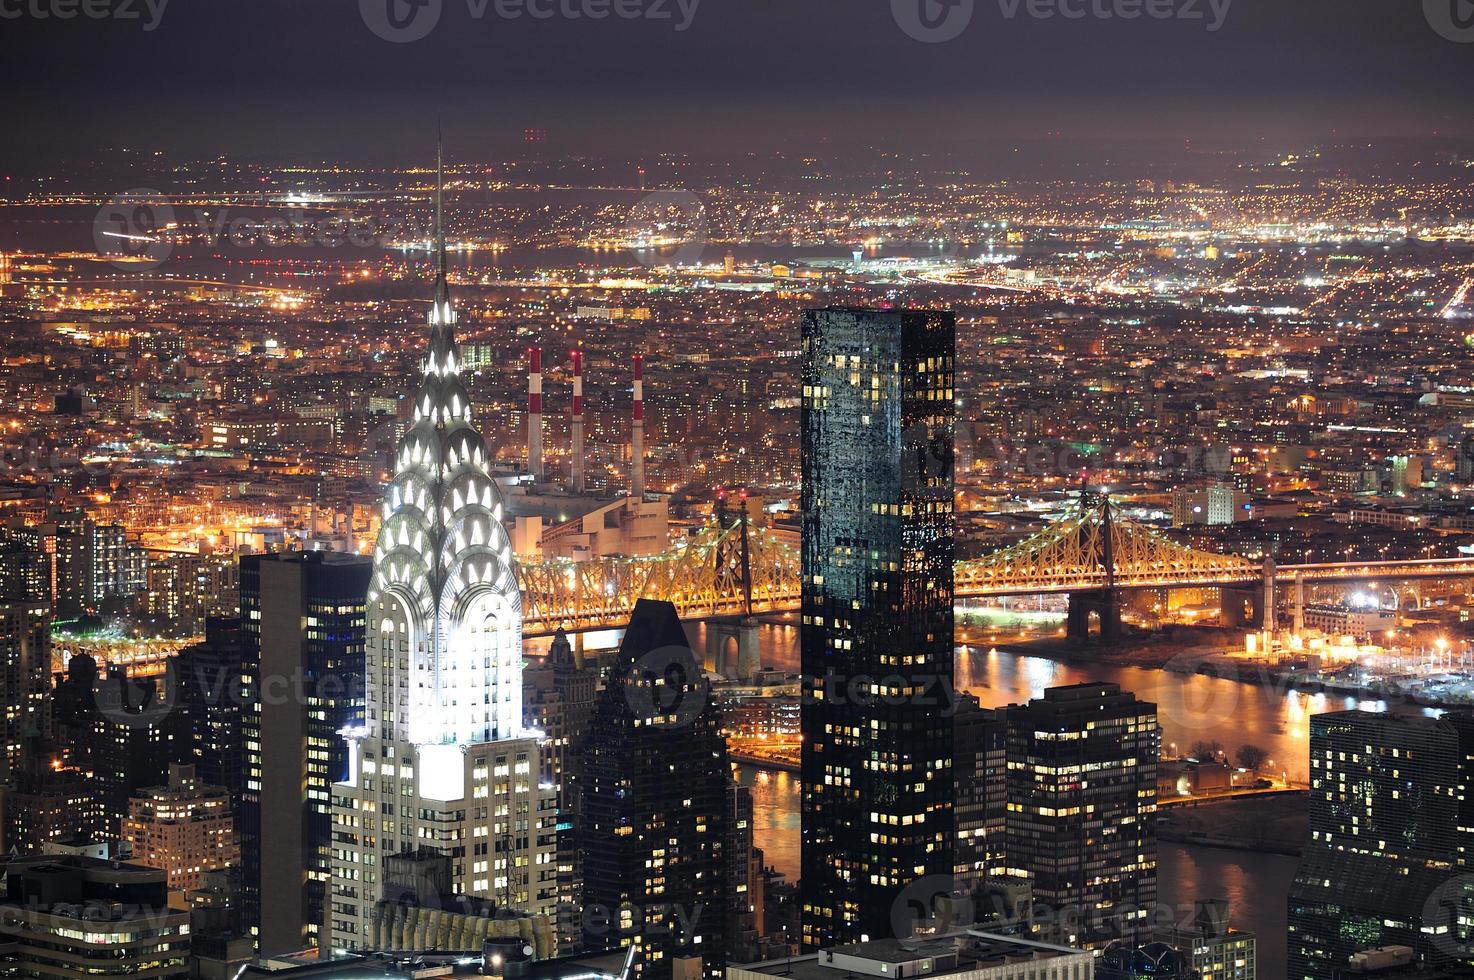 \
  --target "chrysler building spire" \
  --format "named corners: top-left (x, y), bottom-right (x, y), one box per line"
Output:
top-left (365, 137), bottom-right (523, 748)
top-left (325, 138), bottom-right (579, 953)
